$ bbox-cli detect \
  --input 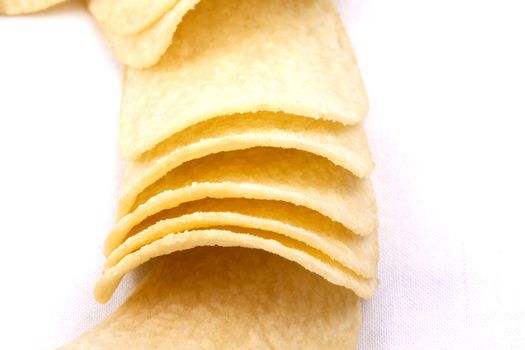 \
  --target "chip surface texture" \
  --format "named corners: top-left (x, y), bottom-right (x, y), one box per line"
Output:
top-left (63, 248), bottom-right (362, 349)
